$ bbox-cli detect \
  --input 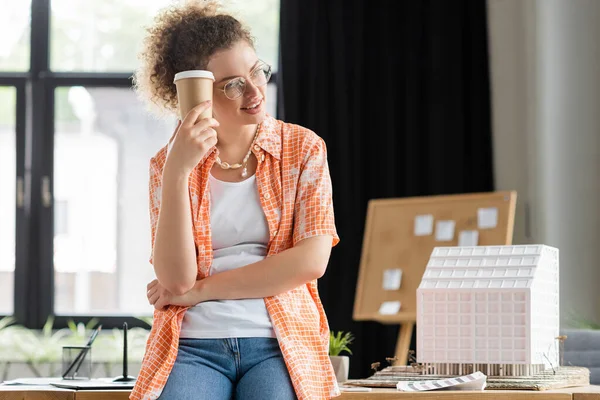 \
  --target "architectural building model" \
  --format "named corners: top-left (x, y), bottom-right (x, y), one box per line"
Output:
top-left (416, 245), bottom-right (559, 376)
